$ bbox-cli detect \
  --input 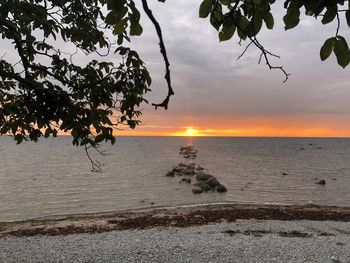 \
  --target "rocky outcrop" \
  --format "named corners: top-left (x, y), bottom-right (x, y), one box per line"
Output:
top-left (179, 146), bottom-right (198, 160)
top-left (164, 145), bottom-right (228, 194)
